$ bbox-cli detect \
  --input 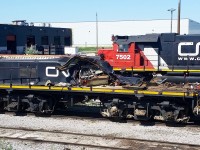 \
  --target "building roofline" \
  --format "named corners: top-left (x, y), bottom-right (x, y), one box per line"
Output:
top-left (34, 18), bottom-right (193, 24)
